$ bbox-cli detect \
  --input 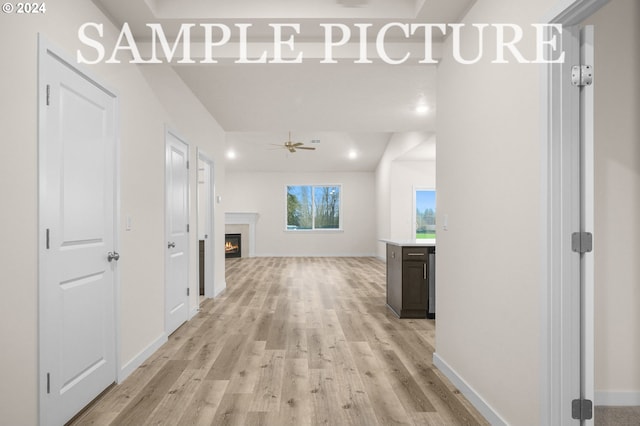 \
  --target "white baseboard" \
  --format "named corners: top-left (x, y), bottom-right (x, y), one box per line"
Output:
top-left (213, 281), bottom-right (226, 298)
top-left (189, 307), bottom-right (199, 319)
top-left (433, 353), bottom-right (508, 426)
top-left (595, 391), bottom-right (640, 406)
top-left (118, 333), bottom-right (167, 383)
